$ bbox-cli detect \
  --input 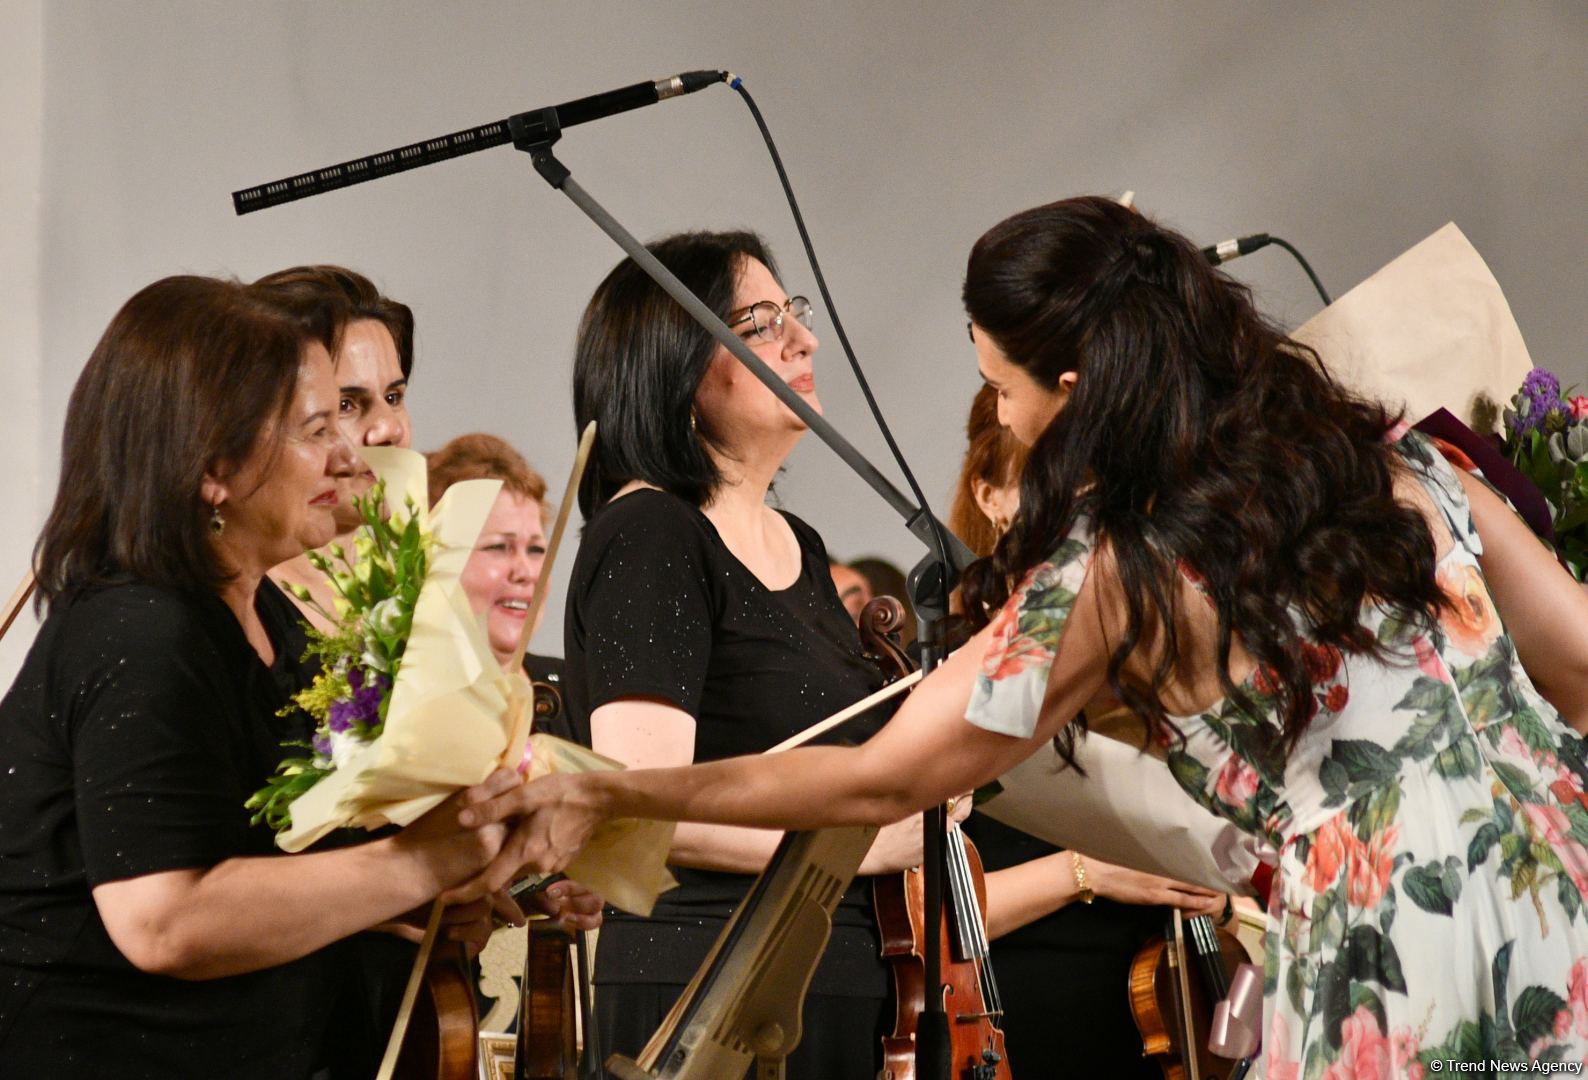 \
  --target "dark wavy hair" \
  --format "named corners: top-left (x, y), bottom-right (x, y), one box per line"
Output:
top-left (572, 230), bottom-right (778, 516)
top-left (251, 264), bottom-right (415, 379)
top-left (35, 276), bottom-right (343, 608)
top-left (958, 196), bottom-right (1448, 758)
